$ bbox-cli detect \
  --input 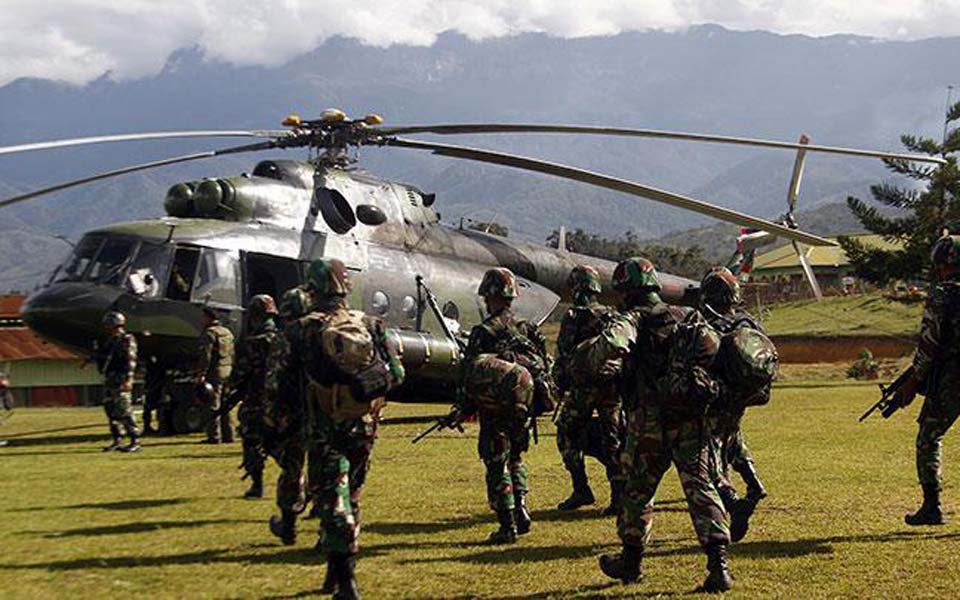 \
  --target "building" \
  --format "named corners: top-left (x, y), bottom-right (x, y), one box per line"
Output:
top-left (0, 294), bottom-right (103, 406)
